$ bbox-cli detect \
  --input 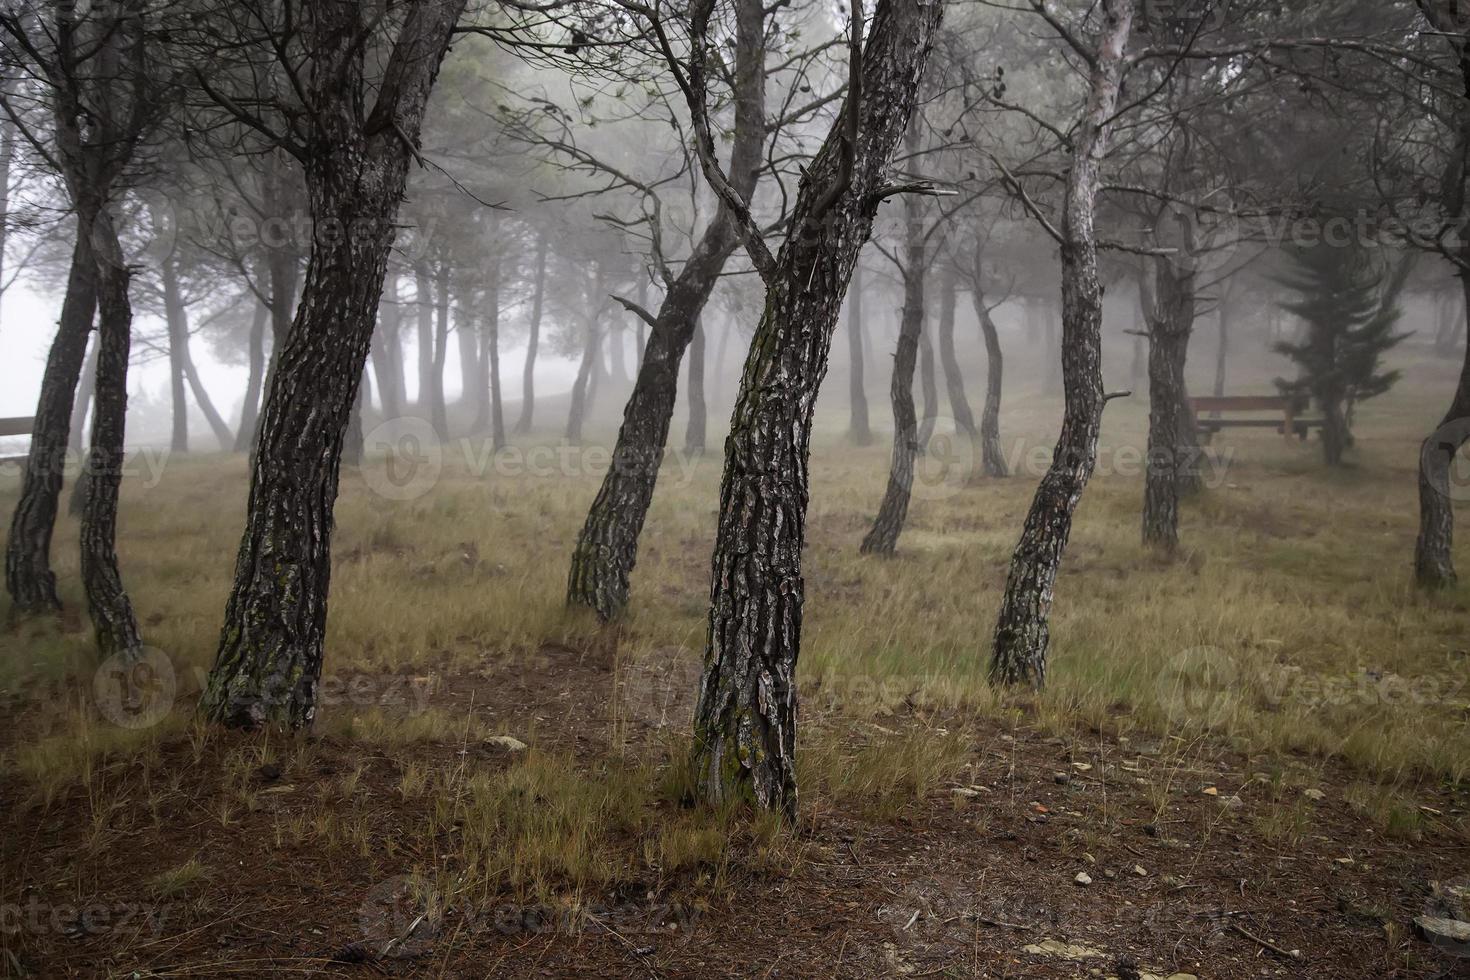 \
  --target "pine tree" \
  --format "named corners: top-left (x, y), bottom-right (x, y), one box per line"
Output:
top-left (1274, 244), bottom-right (1410, 465)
